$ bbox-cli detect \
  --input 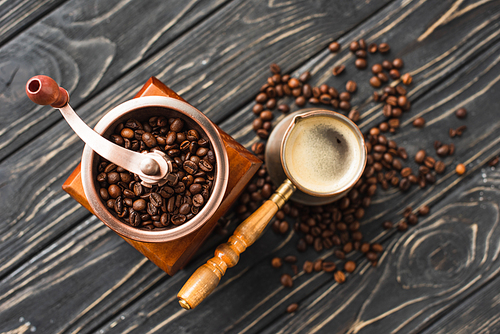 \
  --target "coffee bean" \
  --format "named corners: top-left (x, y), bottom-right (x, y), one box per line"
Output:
top-left (355, 58), bottom-right (367, 69)
top-left (424, 156), bottom-right (435, 169)
top-left (346, 80), bottom-right (357, 93)
top-left (270, 63), bottom-right (281, 74)
top-left (295, 96), bottom-right (306, 107)
top-left (434, 161), bottom-right (446, 174)
top-left (299, 71), bottom-right (311, 83)
top-left (436, 145), bottom-right (449, 157)
top-left (344, 261), bottom-right (356, 273)
top-left (334, 270), bottom-right (346, 284)
top-left (368, 43), bottom-right (378, 53)
top-left (415, 150), bottom-right (426, 163)
top-left (332, 65), bottom-right (345, 76)
top-left (349, 41), bottom-right (360, 52)
top-left (456, 163), bottom-right (466, 175)
top-left (286, 303), bottom-right (299, 313)
top-left (489, 156), bottom-right (499, 166)
top-left (456, 125), bottom-right (467, 136)
top-left (413, 117), bottom-right (425, 128)
top-left (271, 257), bottom-right (282, 268)
top-left (348, 109), bottom-right (360, 122)
top-left (401, 73), bottom-right (412, 85)
top-left (389, 69), bottom-right (400, 79)
top-left (322, 261), bottom-right (336, 272)
top-left (329, 41), bottom-right (341, 52)
top-left (455, 107), bottom-right (467, 118)
top-left (378, 43), bottom-right (390, 53)
top-left (392, 58), bottom-right (404, 68)
top-left (382, 220), bottom-right (393, 229)
top-left (280, 273), bottom-right (293, 288)
top-left (369, 76), bottom-right (381, 88)
top-left (279, 220), bottom-right (289, 234)
top-left (418, 205), bottom-right (430, 216)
